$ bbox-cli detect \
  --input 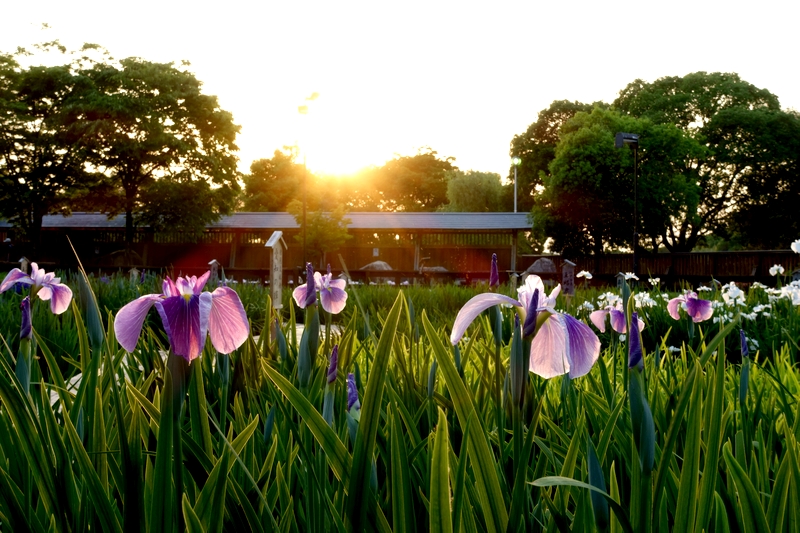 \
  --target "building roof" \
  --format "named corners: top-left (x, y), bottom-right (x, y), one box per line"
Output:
top-left (4, 212), bottom-right (531, 231)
